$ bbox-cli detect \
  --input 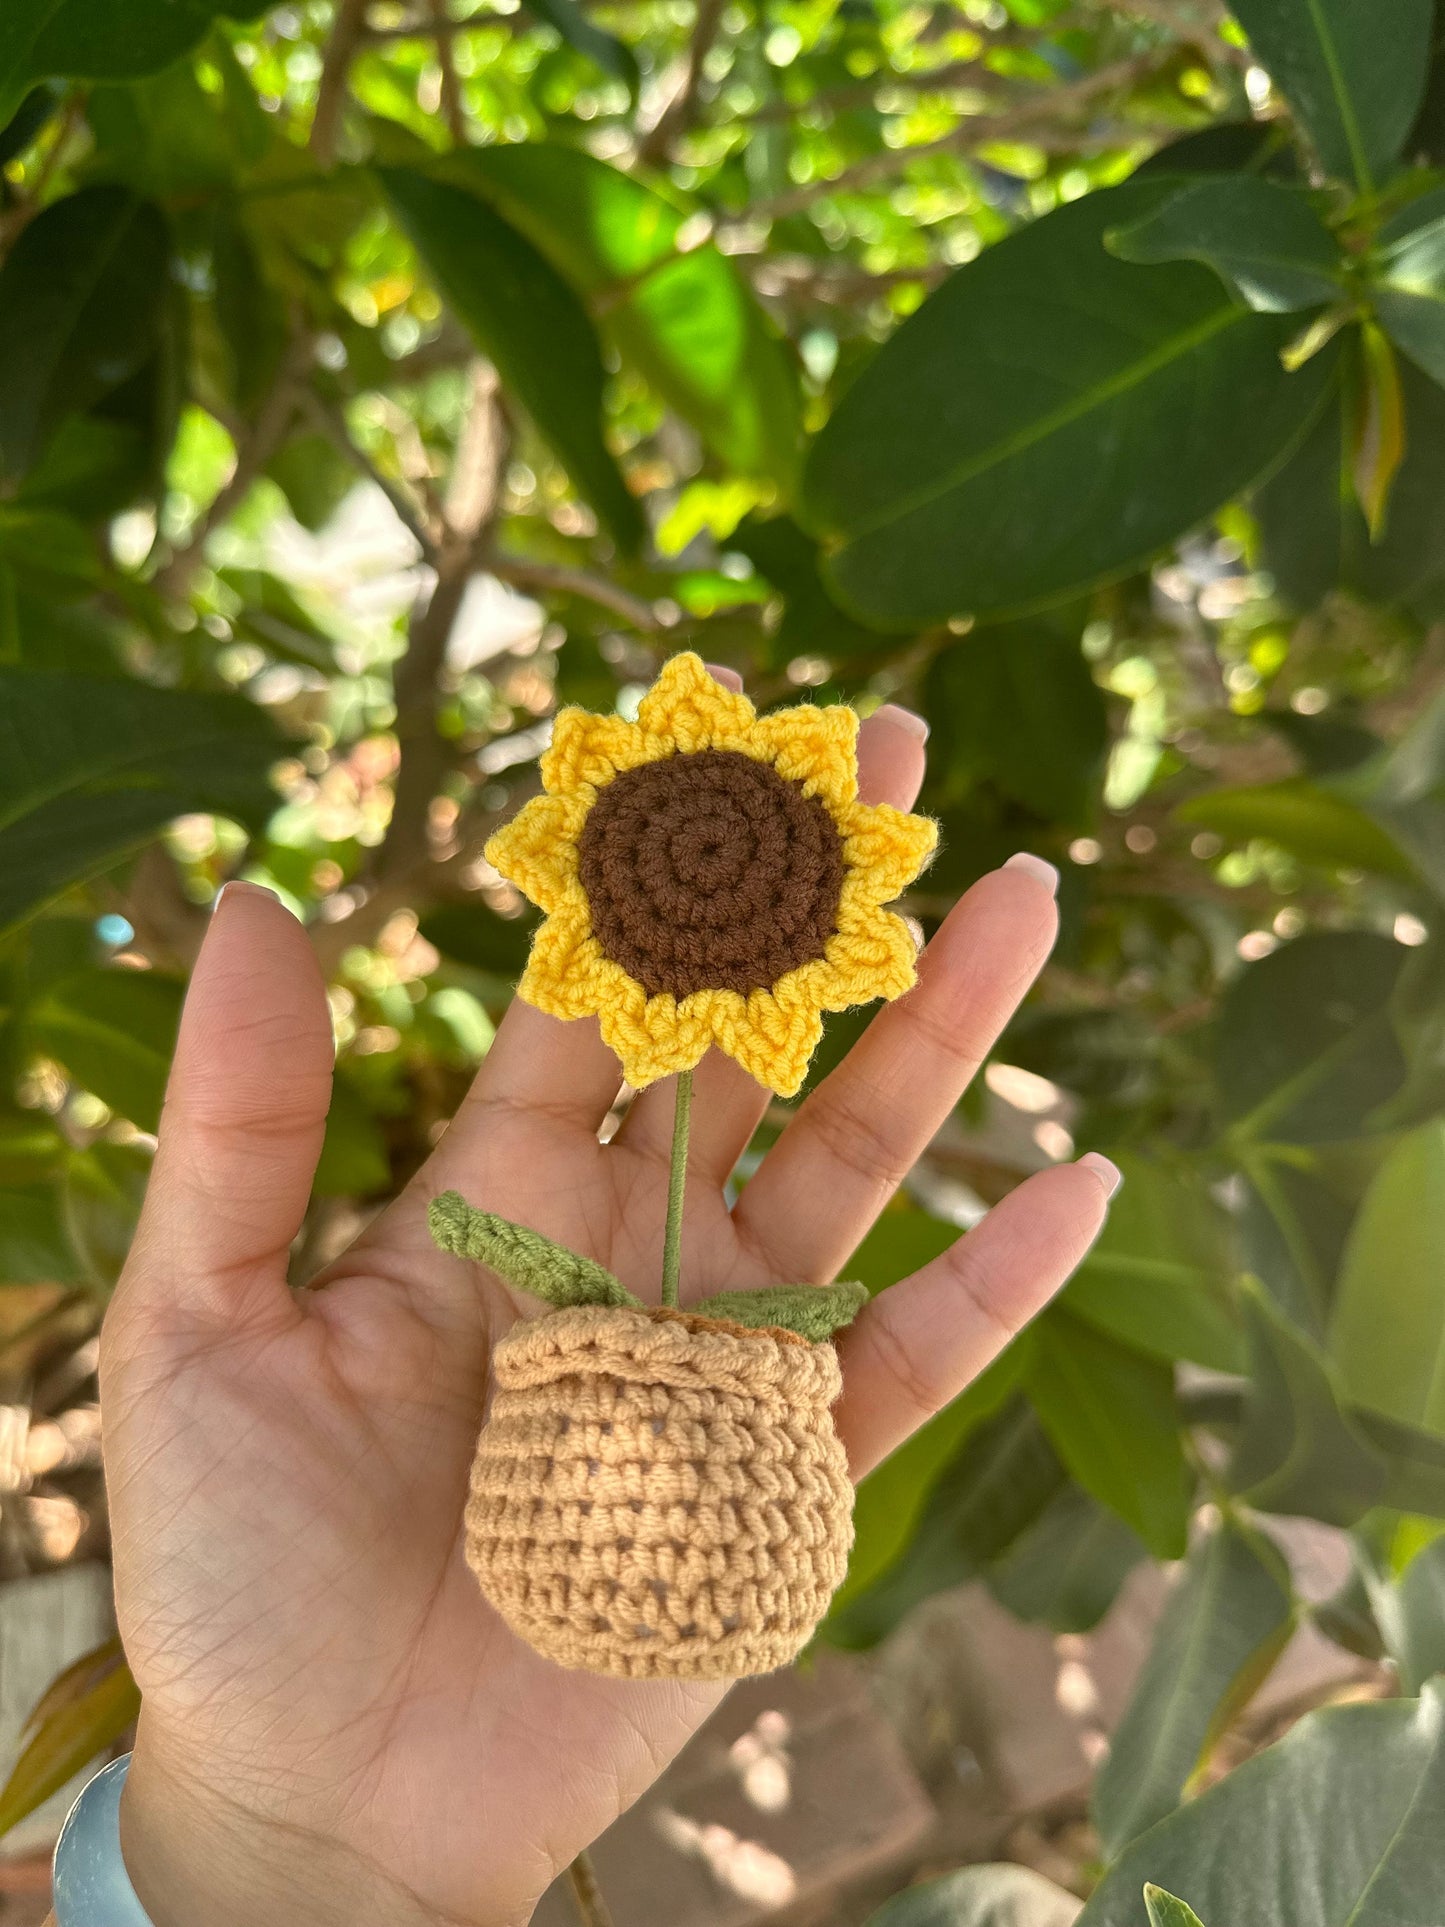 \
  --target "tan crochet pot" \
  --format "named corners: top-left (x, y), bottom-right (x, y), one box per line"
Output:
top-left (465, 1302), bottom-right (854, 1680)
